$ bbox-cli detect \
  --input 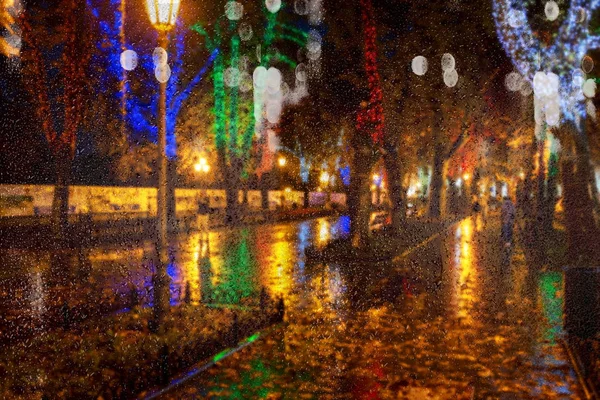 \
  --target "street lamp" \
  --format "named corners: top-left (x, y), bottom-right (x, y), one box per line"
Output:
top-left (145, 0), bottom-right (181, 30)
top-left (195, 157), bottom-right (210, 173)
top-left (278, 156), bottom-right (287, 167)
top-left (145, 0), bottom-right (180, 263)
